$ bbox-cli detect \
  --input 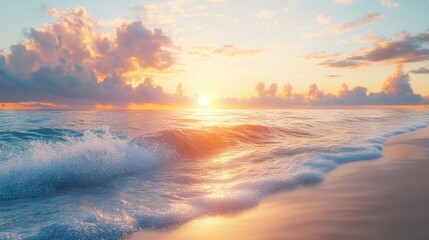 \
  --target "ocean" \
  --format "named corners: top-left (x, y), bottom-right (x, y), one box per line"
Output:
top-left (0, 109), bottom-right (428, 239)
